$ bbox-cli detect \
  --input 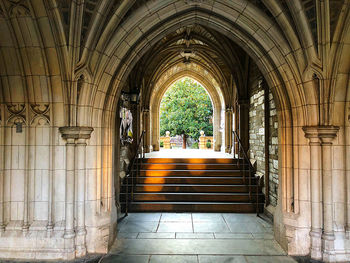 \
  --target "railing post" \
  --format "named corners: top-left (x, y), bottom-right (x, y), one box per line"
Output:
top-left (124, 130), bottom-right (146, 217)
top-left (232, 131), bottom-right (261, 216)
top-left (125, 174), bottom-right (129, 216)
